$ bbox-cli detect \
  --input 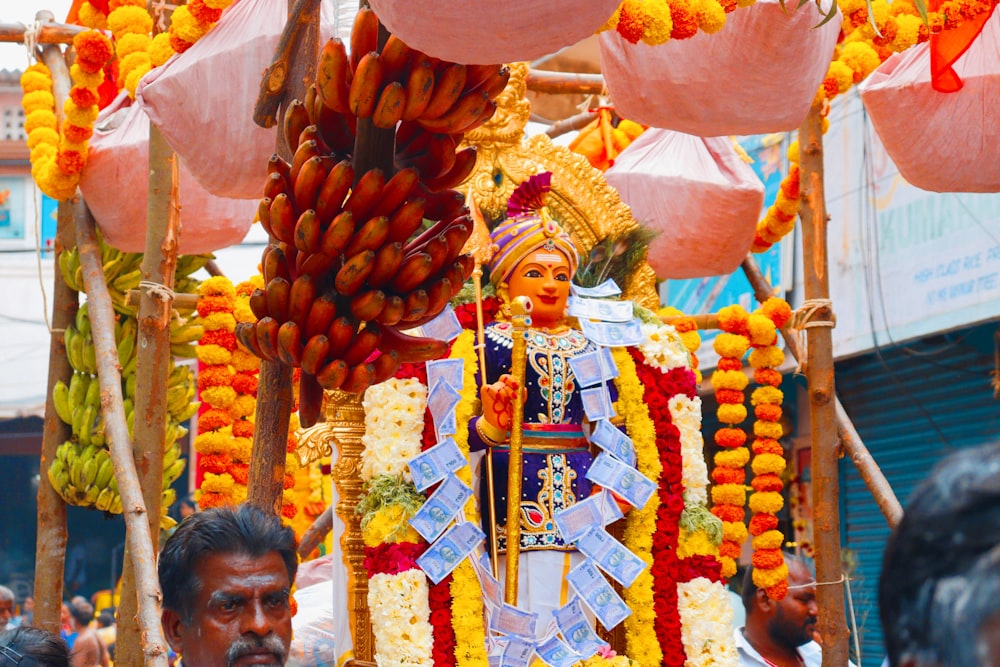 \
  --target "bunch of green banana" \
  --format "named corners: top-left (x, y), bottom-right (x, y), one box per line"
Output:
top-left (51, 235), bottom-right (209, 522)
